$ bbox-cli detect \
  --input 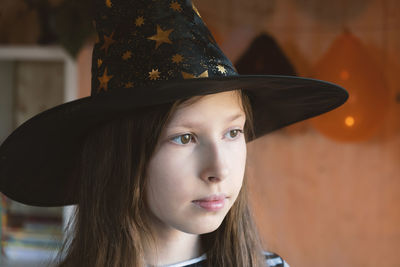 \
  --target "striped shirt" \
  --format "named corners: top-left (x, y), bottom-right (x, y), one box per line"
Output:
top-left (159, 251), bottom-right (290, 267)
